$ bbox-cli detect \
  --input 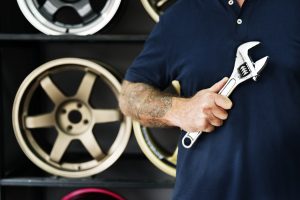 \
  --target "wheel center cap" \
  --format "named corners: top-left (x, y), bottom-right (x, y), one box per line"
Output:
top-left (57, 100), bottom-right (92, 135)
